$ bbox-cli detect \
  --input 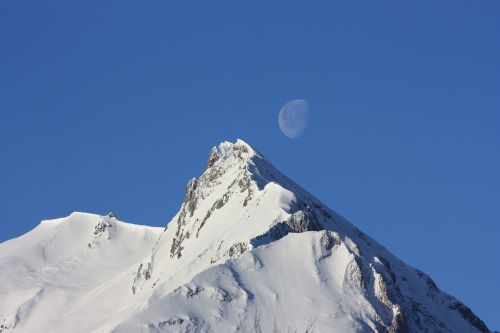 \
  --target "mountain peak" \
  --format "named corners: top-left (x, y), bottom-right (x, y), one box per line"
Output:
top-left (0, 139), bottom-right (491, 333)
top-left (206, 139), bottom-right (256, 168)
